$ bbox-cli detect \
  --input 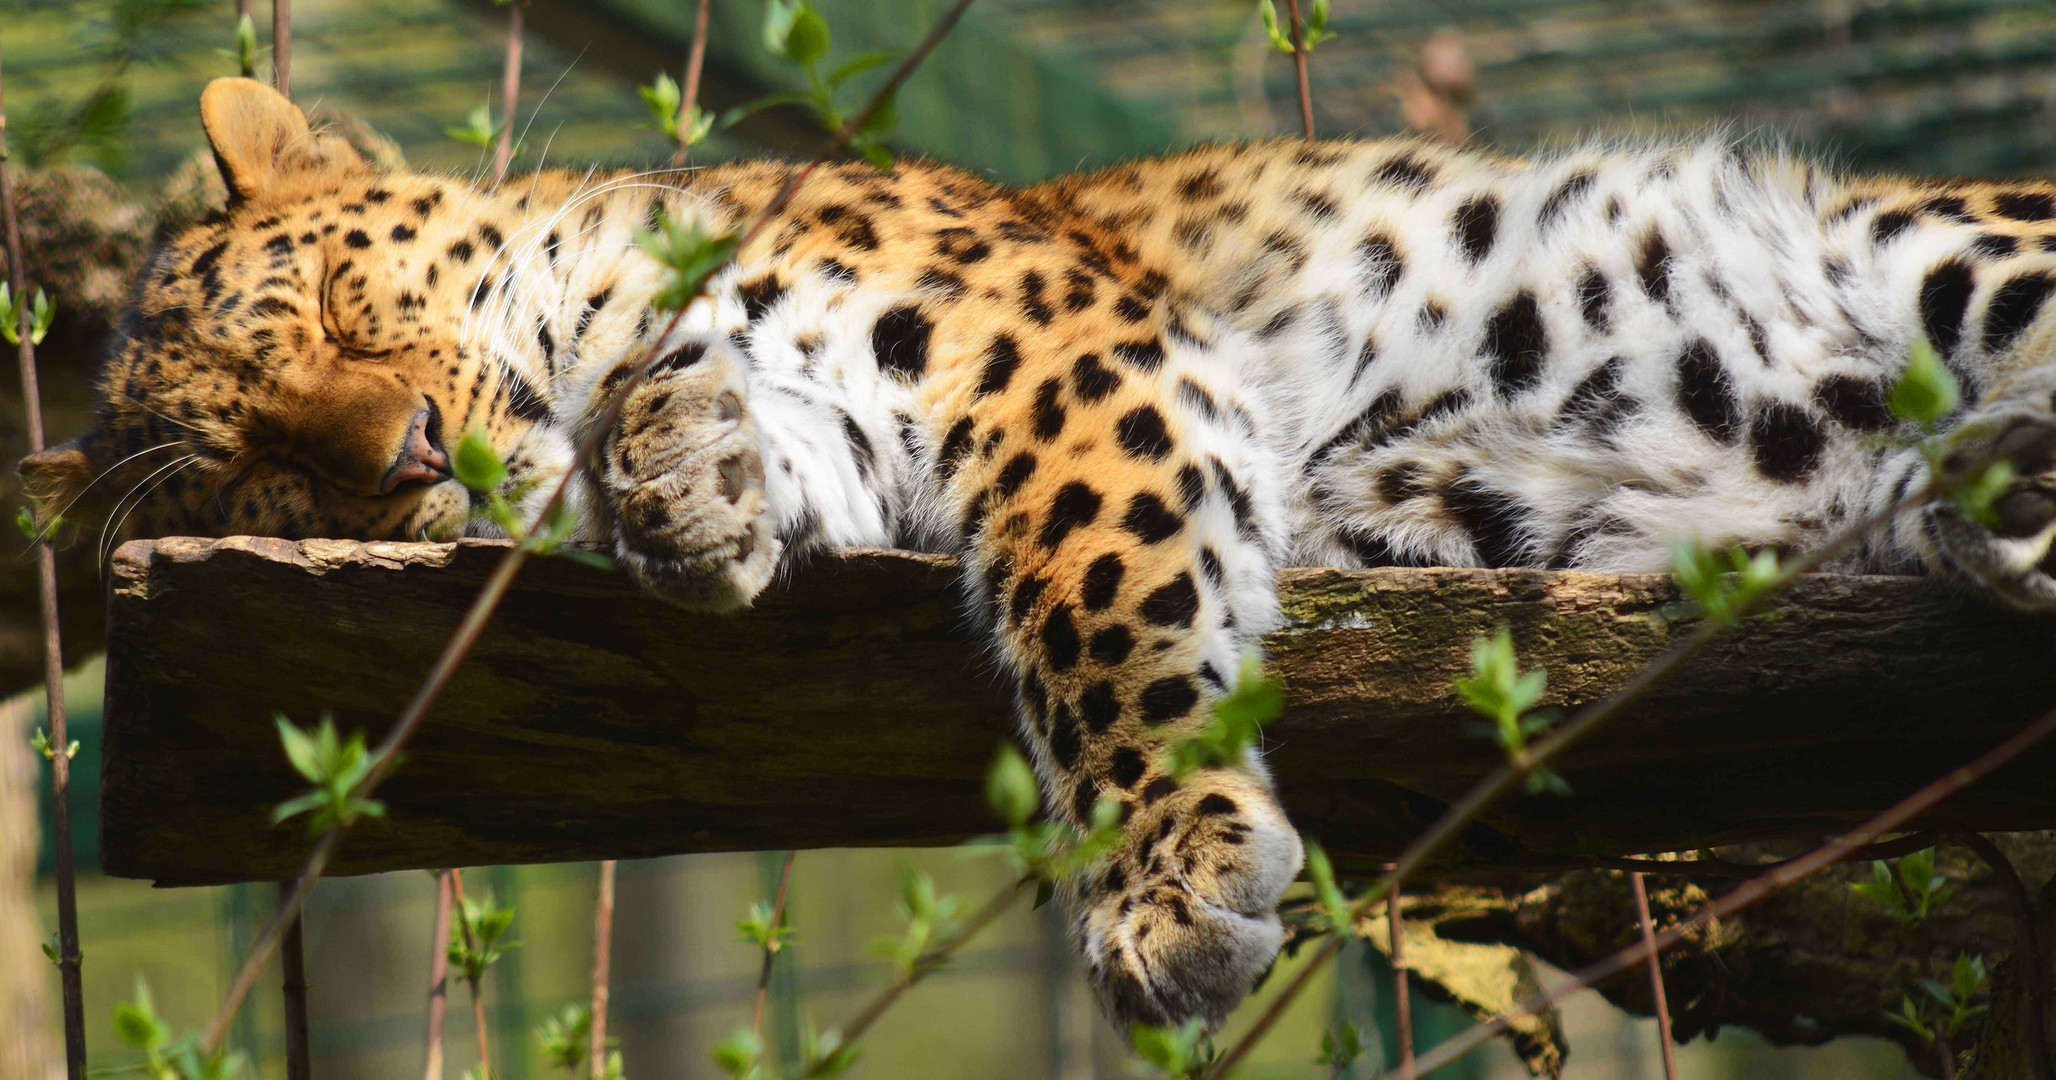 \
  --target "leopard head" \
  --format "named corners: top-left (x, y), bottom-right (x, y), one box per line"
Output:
top-left (20, 78), bottom-right (567, 549)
